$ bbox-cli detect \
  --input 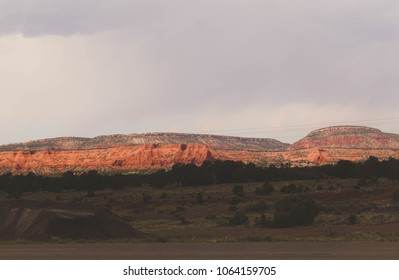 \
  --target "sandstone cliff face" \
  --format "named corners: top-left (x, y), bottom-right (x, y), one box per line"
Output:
top-left (1, 126), bottom-right (399, 174)
top-left (285, 126), bottom-right (399, 165)
top-left (288, 126), bottom-right (399, 150)
top-left (281, 148), bottom-right (399, 165)
top-left (0, 144), bottom-right (215, 173)
top-left (0, 133), bottom-right (288, 152)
